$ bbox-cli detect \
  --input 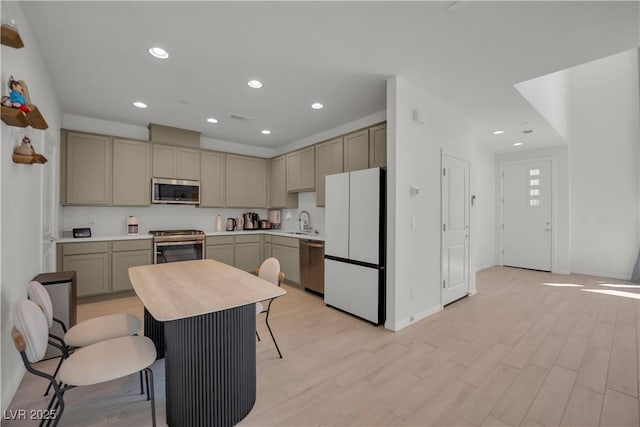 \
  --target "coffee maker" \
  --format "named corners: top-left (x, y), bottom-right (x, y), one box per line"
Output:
top-left (243, 212), bottom-right (259, 230)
